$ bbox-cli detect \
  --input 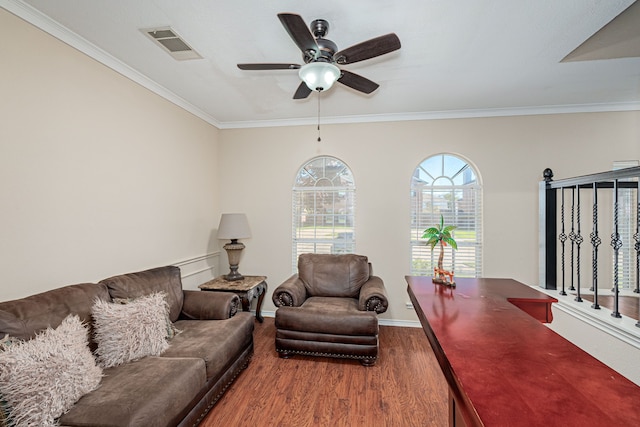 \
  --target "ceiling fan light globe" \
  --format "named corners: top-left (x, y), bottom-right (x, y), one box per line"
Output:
top-left (299, 62), bottom-right (340, 91)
